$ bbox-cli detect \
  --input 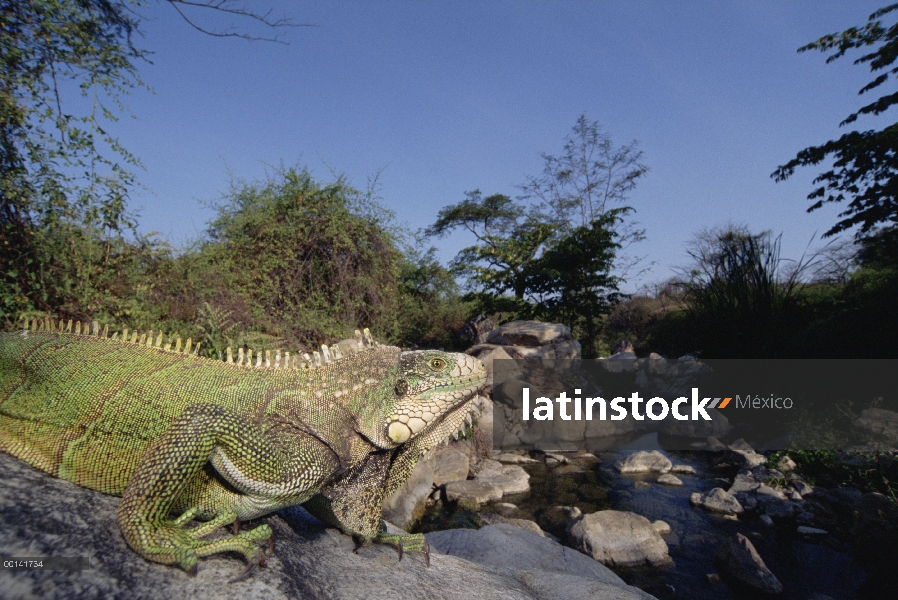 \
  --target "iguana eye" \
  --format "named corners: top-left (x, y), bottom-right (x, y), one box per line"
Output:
top-left (394, 380), bottom-right (409, 397)
top-left (429, 358), bottom-right (446, 370)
